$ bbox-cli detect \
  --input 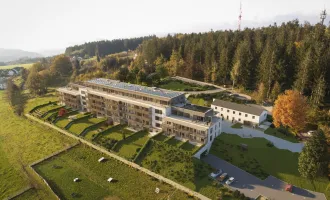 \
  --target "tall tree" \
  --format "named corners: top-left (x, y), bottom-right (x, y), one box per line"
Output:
top-left (270, 81), bottom-right (281, 102)
top-left (5, 79), bottom-right (25, 115)
top-left (298, 131), bottom-right (329, 185)
top-left (26, 69), bottom-right (47, 95)
top-left (310, 76), bottom-right (326, 106)
top-left (273, 90), bottom-right (310, 132)
top-left (50, 54), bottom-right (73, 76)
top-left (255, 82), bottom-right (267, 104)
top-left (294, 48), bottom-right (314, 94)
